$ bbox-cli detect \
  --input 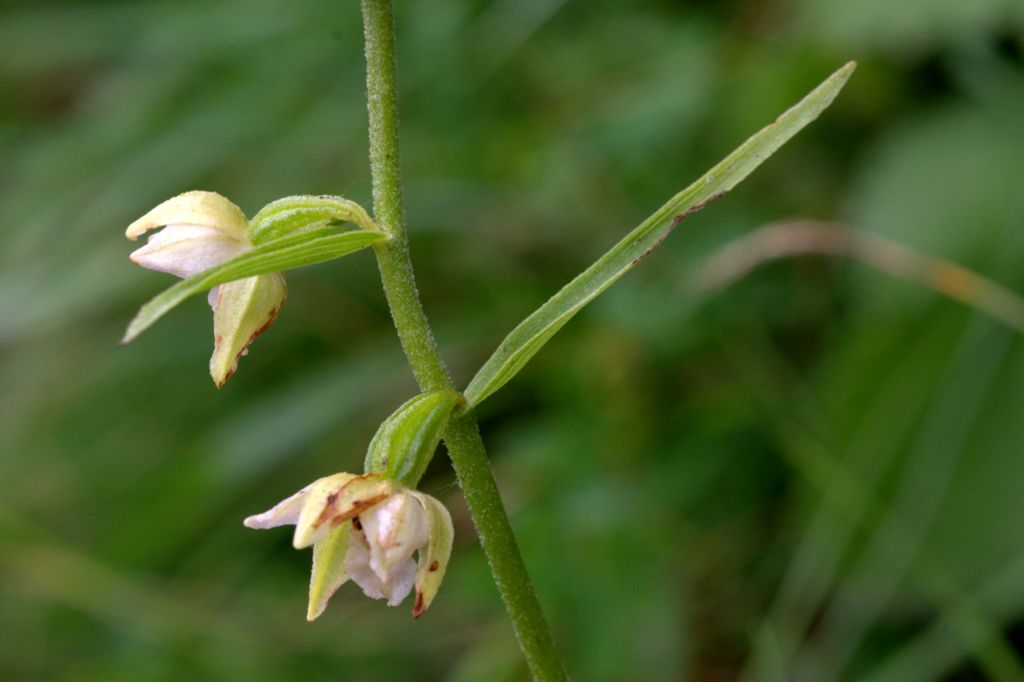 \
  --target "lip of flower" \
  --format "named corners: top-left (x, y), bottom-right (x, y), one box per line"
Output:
top-left (126, 190), bottom-right (251, 275)
top-left (125, 191), bottom-right (287, 387)
top-left (244, 472), bottom-right (454, 620)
